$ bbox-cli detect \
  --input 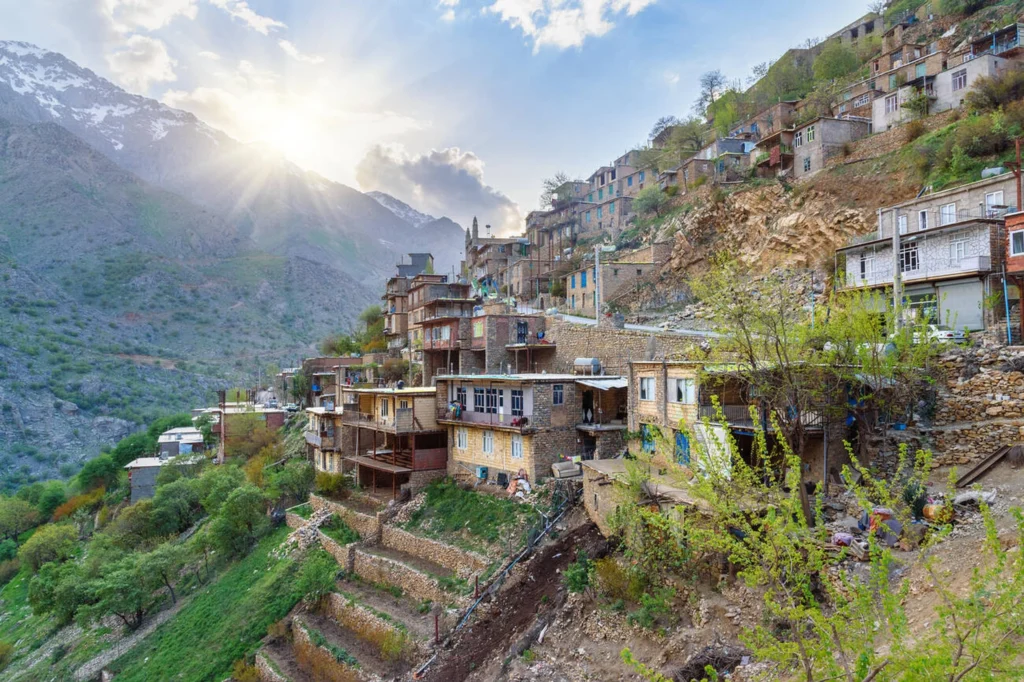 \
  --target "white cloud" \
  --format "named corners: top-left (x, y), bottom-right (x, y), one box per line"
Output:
top-left (101, 0), bottom-right (197, 32)
top-left (485, 0), bottom-right (657, 51)
top-left (207, 0), bottom-right (286, 34)
top-left (356, 144), bottom-right (522, 234)
top-left (106, 34), bottom-right (177, 91)
top-left (198, 50), bottom-right (221, 60)
top-left (439, 0), bottom-right (458, 20)
top-left (278, 40), bottom-right (325, 65)
top-left (664, 70), bottom-right (679, 86)
top-left (441, 9), bottom-right (456, 21)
